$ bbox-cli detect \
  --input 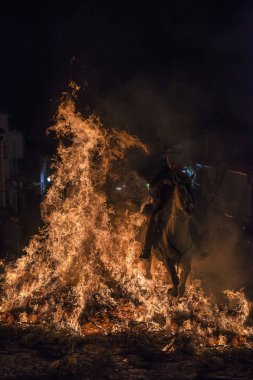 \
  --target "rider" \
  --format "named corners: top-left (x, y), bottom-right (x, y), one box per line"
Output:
top-left (139, 148), bottom-right (194, 261)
